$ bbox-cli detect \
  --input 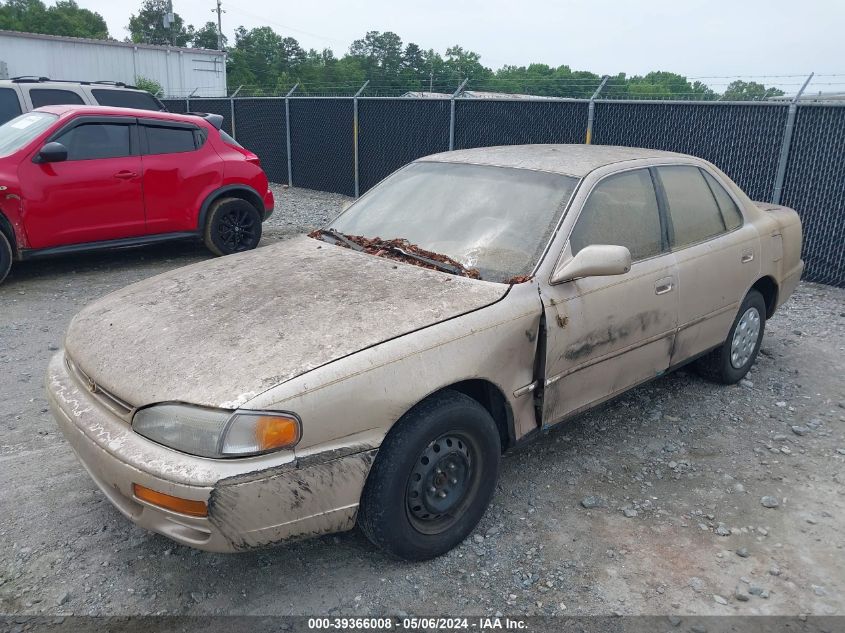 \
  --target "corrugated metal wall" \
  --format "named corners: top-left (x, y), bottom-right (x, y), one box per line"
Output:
top-left (0, 30), bottom-right (226, 97)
